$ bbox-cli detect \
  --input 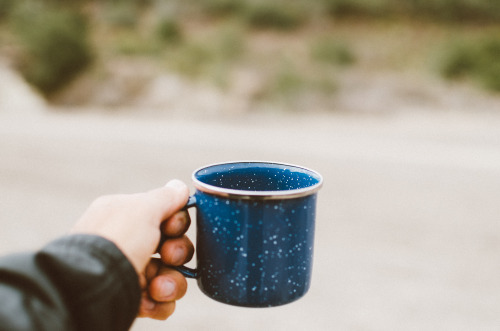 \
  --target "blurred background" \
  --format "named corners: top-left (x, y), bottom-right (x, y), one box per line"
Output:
top-left (1, 0), bottom-right (500, 330)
